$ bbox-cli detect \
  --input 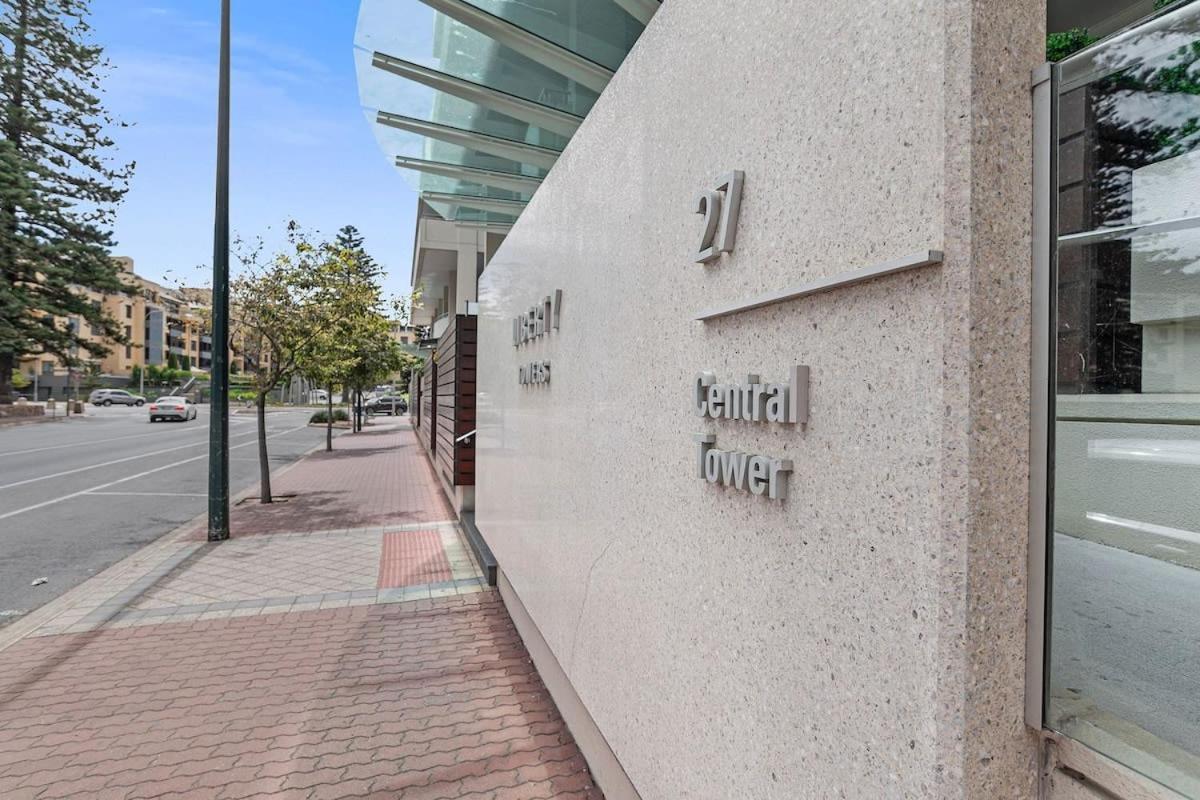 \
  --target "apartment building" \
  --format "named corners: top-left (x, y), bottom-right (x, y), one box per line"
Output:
top-left (18, 257), bottom-right (214, 395)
